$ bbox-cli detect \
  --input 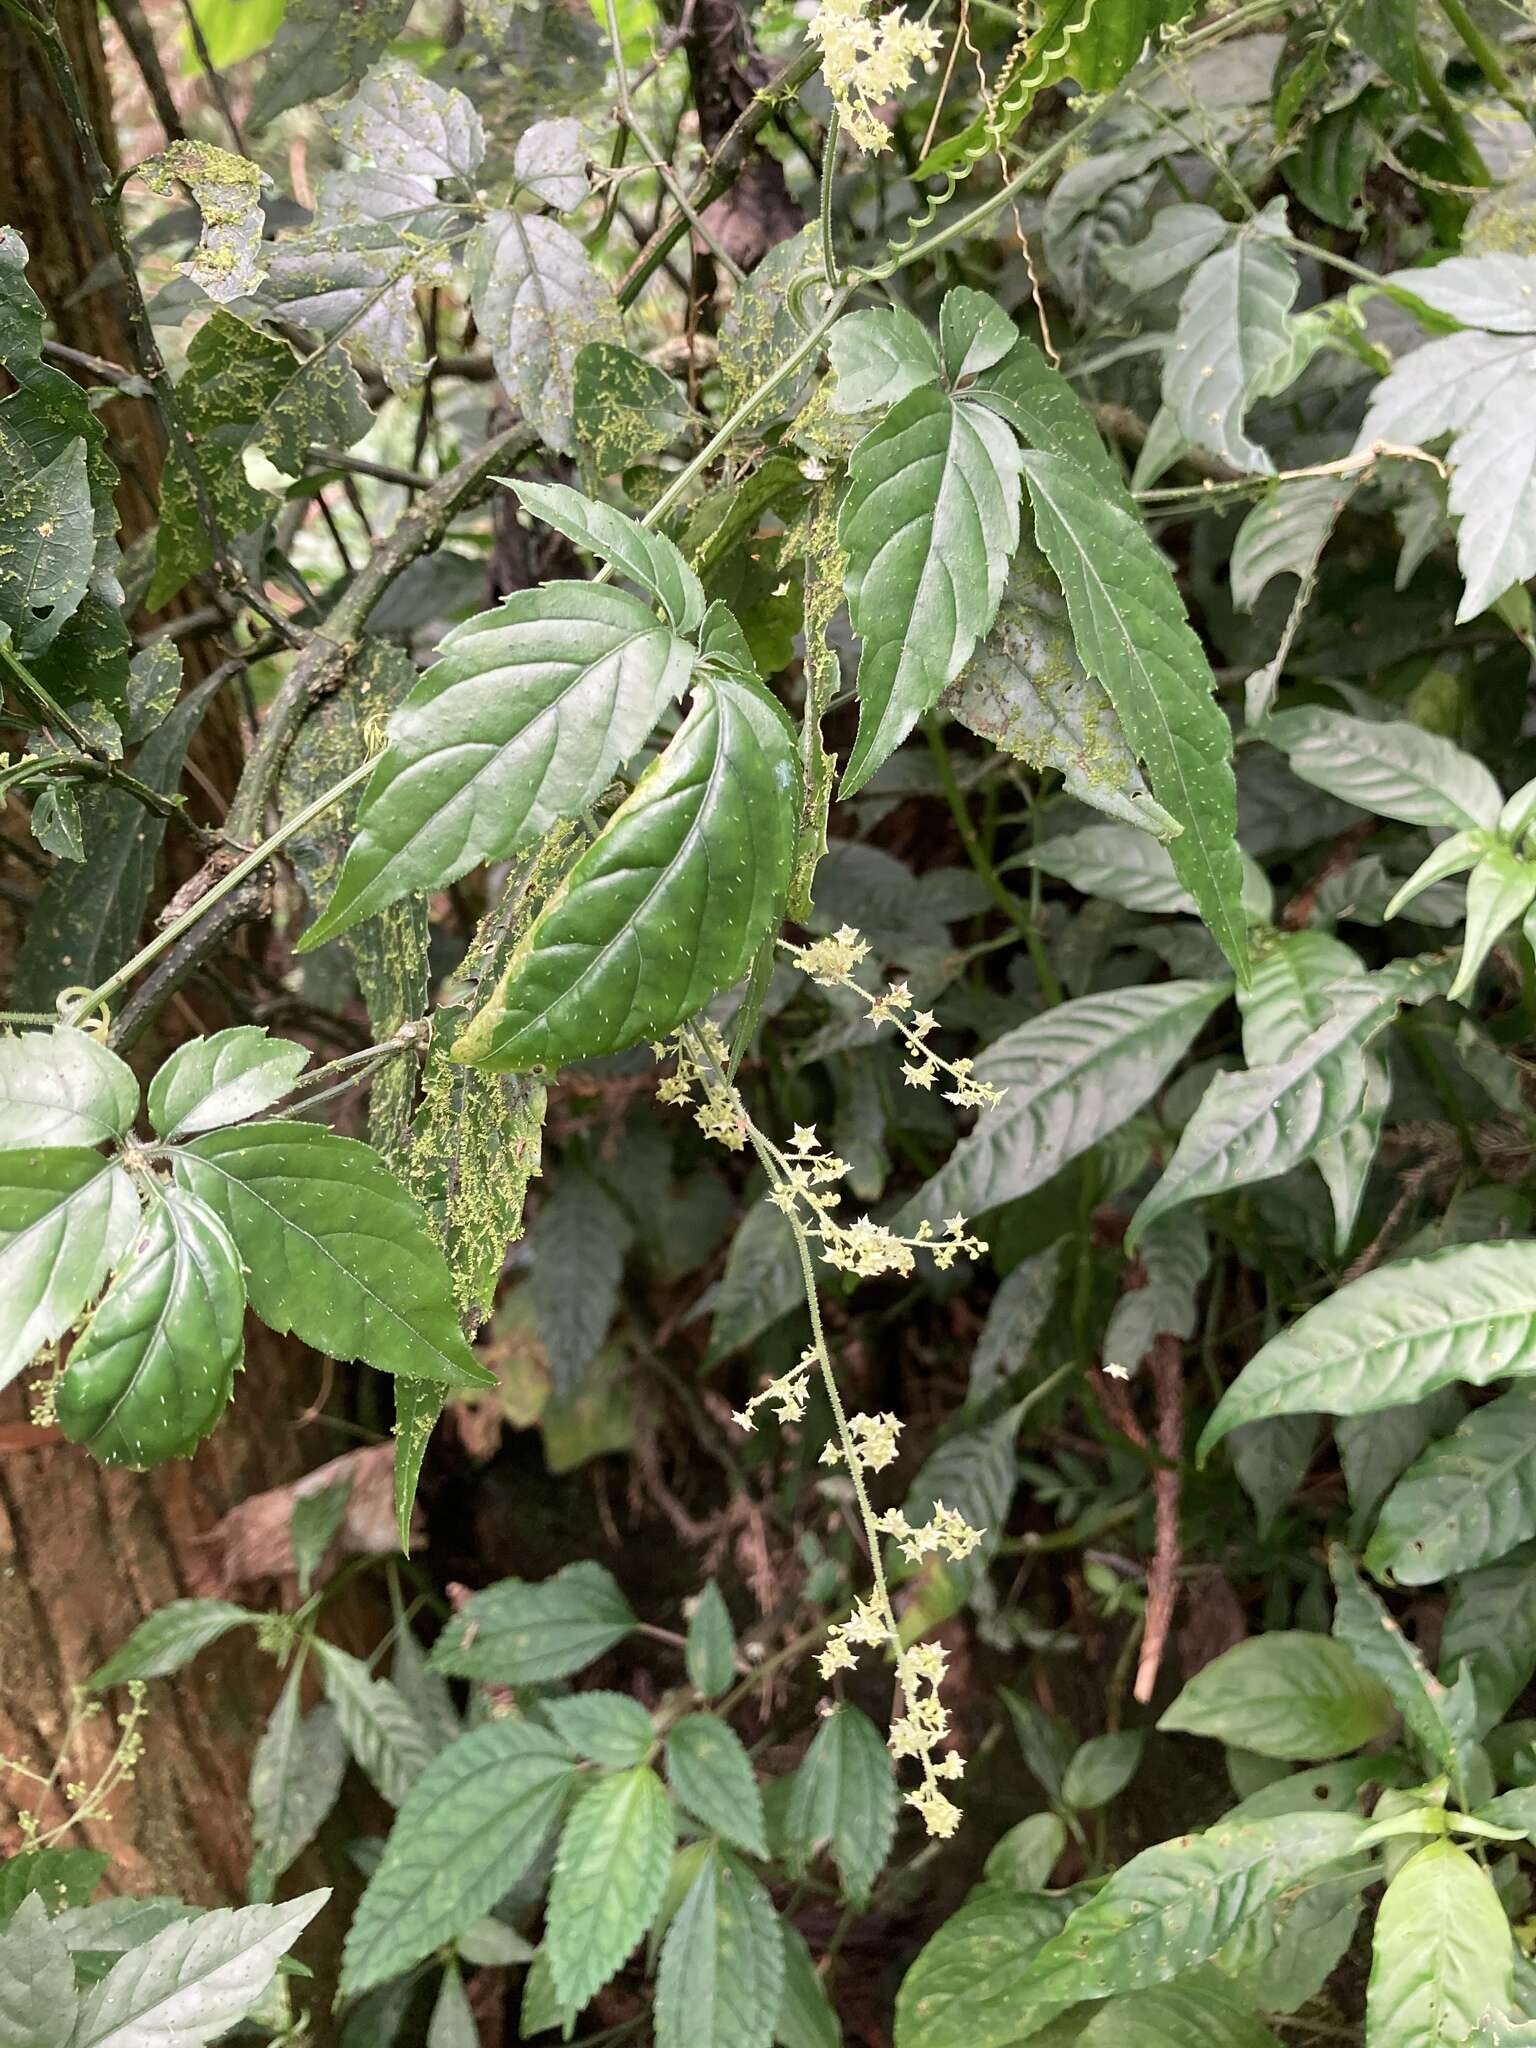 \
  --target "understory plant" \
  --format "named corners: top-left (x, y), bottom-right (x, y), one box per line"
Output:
top-left (4, 0), bottom-right (1536, 2039)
